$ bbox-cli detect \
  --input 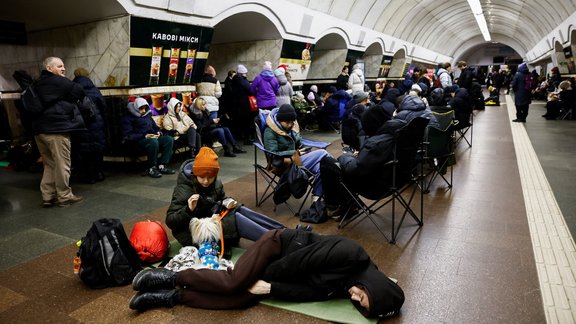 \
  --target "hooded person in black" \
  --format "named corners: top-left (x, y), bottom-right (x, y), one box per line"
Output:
top-left (320, 105), bottom-right (407, 217)
top-left (129, 229), bottom-right (405, 319)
